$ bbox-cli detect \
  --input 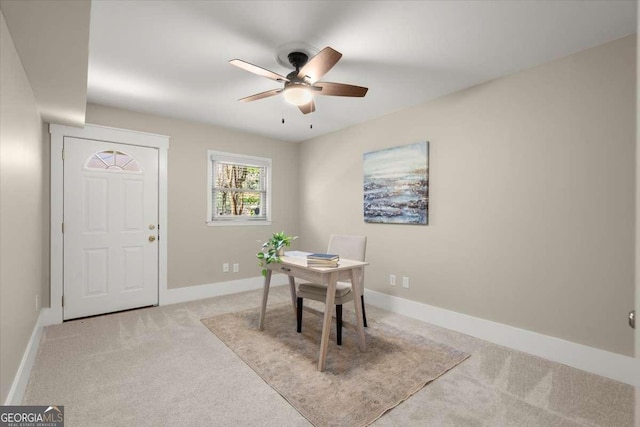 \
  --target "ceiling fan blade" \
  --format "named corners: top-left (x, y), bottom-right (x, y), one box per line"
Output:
top-left (313, 82), bottom-right (368, 97)
top-left (298, 99), bottom-right (316, 115)
top-left (238, 89), bottom-right (281, 102)
top-left (297, 47), bottom-right (342, 83)
top-left (229, 59), bottom-right (289, 82)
